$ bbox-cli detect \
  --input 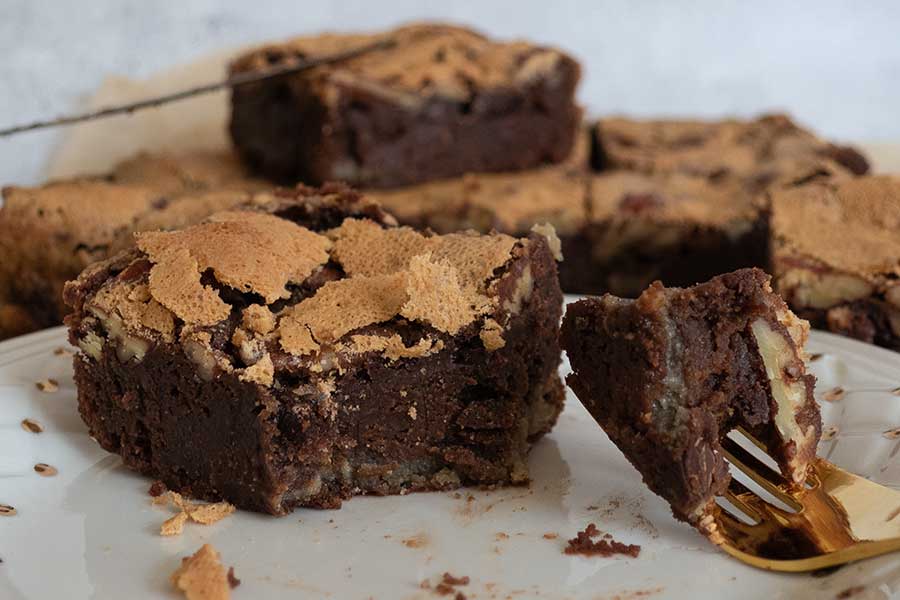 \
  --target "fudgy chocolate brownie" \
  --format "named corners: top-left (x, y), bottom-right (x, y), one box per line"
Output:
top-left (579, 172), bottom-right (769, 297)
top-left (371, 166), bottom-right (766, 297)
top-left (561, 269), bottom-right (820, 533)
top-left (64, 184), bottom-right (564, 515)
top-left (770, 176), bottom-right (900, 350)
top-left (228, 23), bottom-right (581, 188)
top-left (591, 114), bottom-right (869, 190)
top-left (0, 152), bottom-right (265, 341)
